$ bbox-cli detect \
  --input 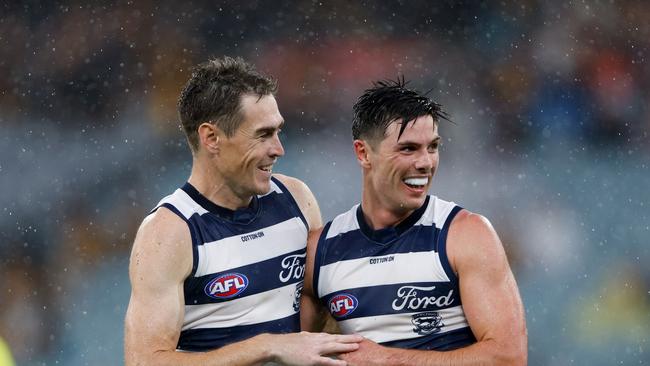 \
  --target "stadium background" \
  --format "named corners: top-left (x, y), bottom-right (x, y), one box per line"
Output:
top-left (1, 1), bottom-right (649, 364)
